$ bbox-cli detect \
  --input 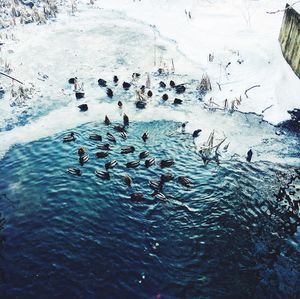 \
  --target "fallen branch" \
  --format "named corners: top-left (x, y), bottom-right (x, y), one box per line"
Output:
top-left (245, 85), bottom-right (260, 98)
top-left (0, 71), bottom-right (24, 85)
top-left (266, 1), bottom-right (300, 14)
